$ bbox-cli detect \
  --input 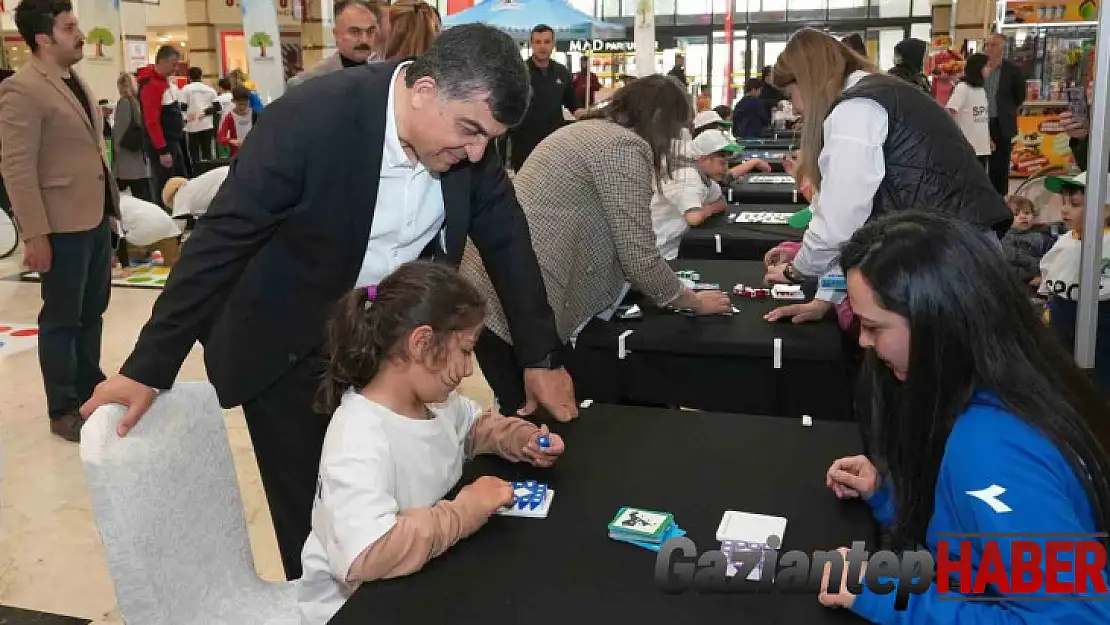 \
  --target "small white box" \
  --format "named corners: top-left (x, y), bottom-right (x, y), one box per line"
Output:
top-left (716, 511), bottom-right (788, 581)
top-left (771, 284), bottom-right (805, 301)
